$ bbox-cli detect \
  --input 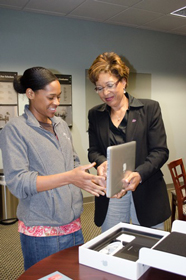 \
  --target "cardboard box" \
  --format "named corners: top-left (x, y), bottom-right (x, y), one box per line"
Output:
top-left (79, 220), bottom-right (186, 280)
